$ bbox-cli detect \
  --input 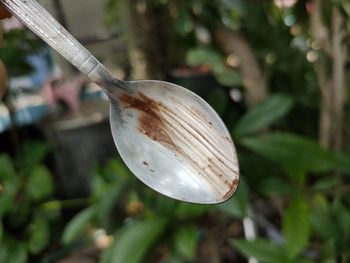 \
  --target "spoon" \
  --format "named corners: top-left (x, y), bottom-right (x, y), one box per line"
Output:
top-left (2, 0), bottom-right (239, 204)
